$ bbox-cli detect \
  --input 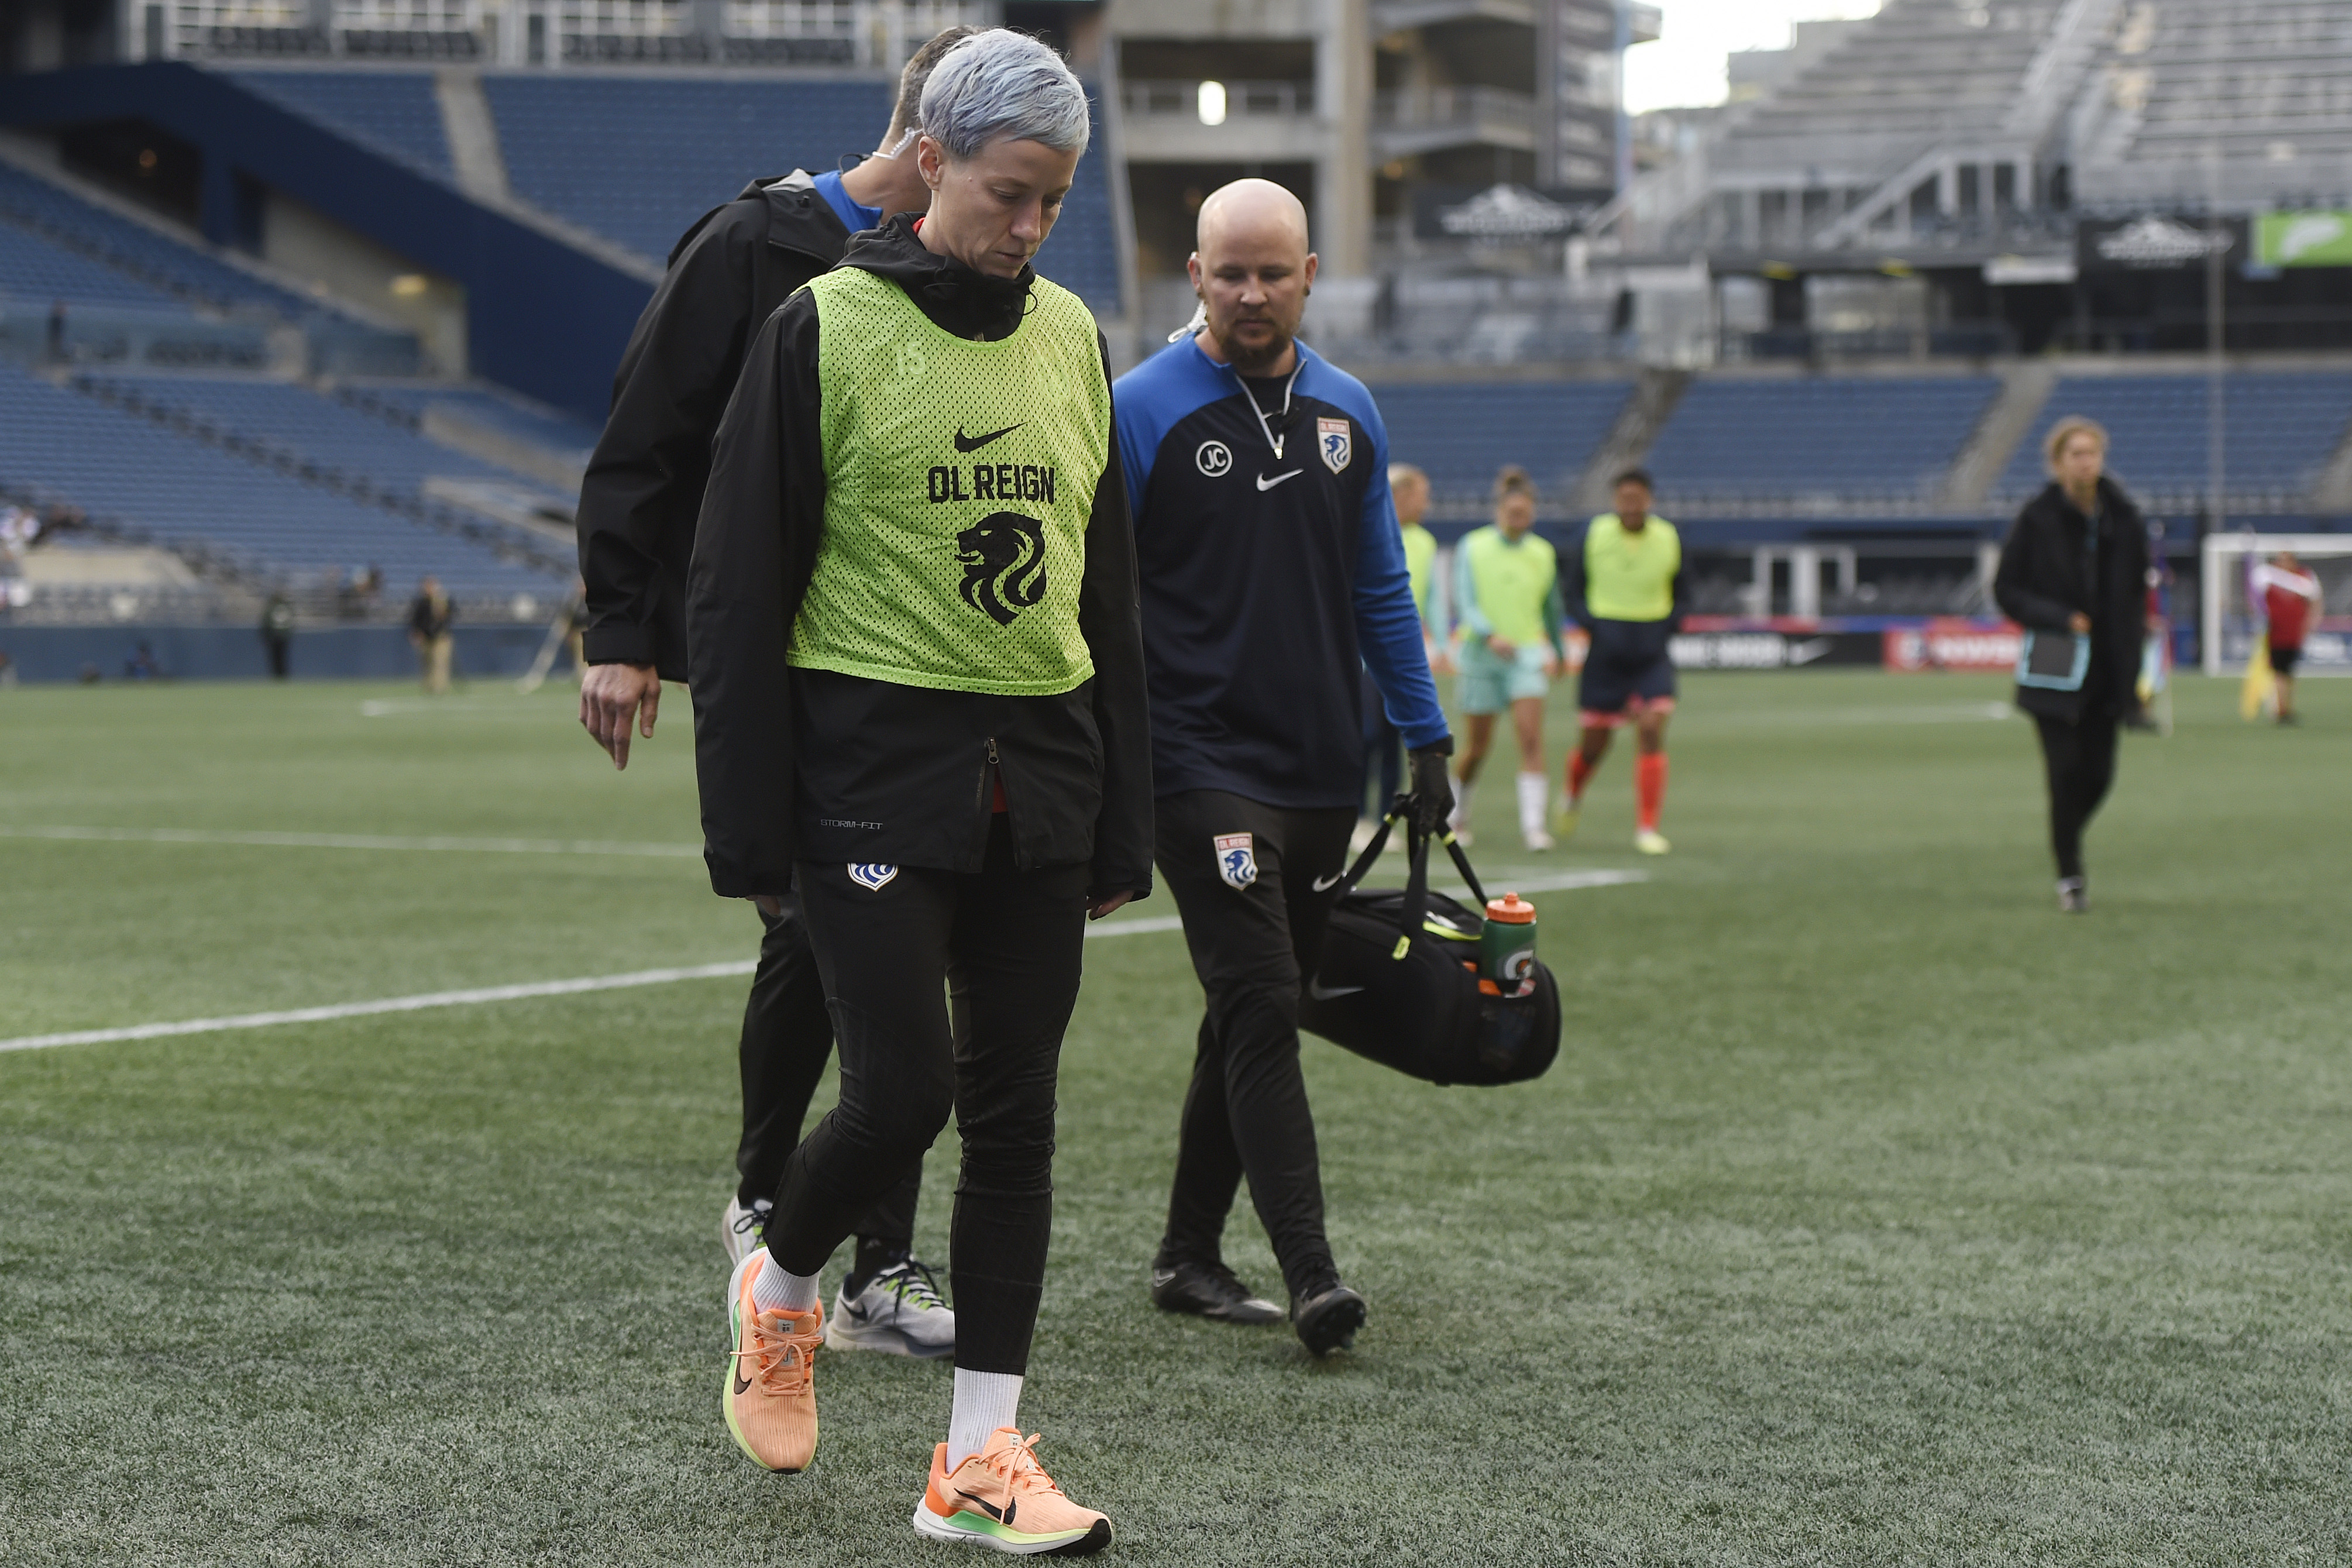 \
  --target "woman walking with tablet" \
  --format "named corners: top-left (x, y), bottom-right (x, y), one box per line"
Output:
top-left (1995, 417), bottom-right (2149, 913)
